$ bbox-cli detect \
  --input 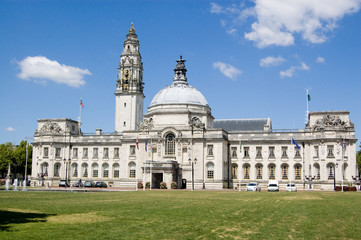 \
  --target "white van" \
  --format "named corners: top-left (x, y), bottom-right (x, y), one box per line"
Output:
top-left (267, 180), bottom-right (279, 192)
